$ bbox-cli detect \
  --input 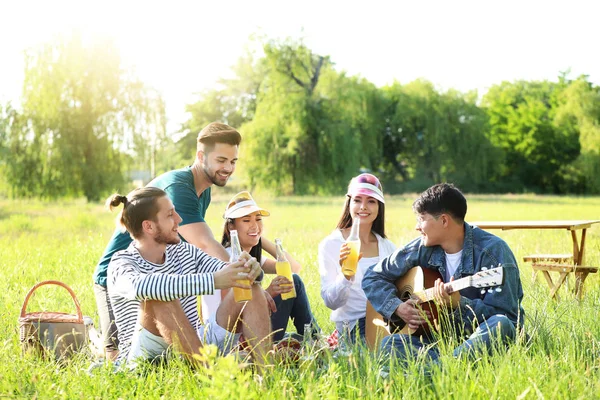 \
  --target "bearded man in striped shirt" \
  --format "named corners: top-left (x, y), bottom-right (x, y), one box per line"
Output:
top-left (106, 187), bottom-right (268, 368)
